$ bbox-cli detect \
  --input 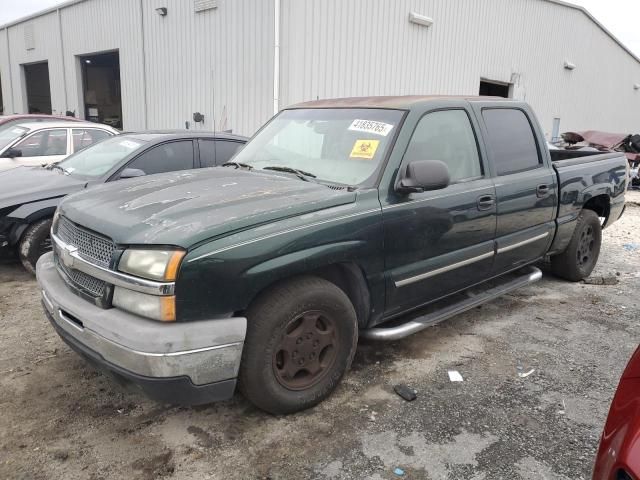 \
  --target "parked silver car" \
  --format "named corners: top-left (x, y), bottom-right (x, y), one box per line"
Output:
top-left (0, 121), bottom-right (118, 171)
